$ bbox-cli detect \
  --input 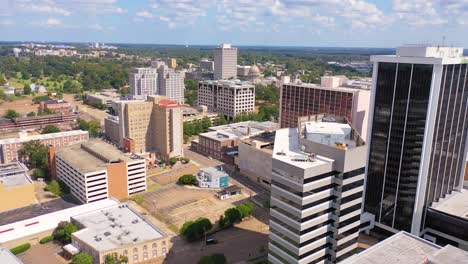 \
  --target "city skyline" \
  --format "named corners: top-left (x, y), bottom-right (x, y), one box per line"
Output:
top-left (1, 1), bottom-right (468, 47)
